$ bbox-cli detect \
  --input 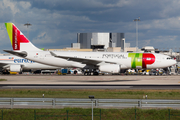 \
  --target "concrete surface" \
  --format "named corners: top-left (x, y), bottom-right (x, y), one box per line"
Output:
top-left (0, 75), bottom-right (180, 85)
